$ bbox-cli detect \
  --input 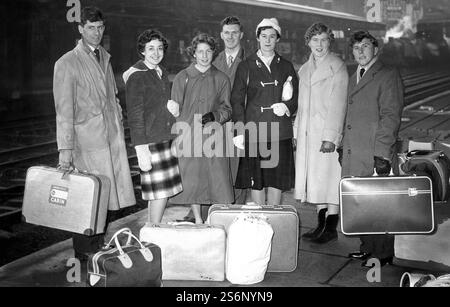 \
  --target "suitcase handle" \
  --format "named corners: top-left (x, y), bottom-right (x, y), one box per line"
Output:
top-left (166, 221), bottom-right (214, 229)
top-left (105, 228), bottom-right (143, 252)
